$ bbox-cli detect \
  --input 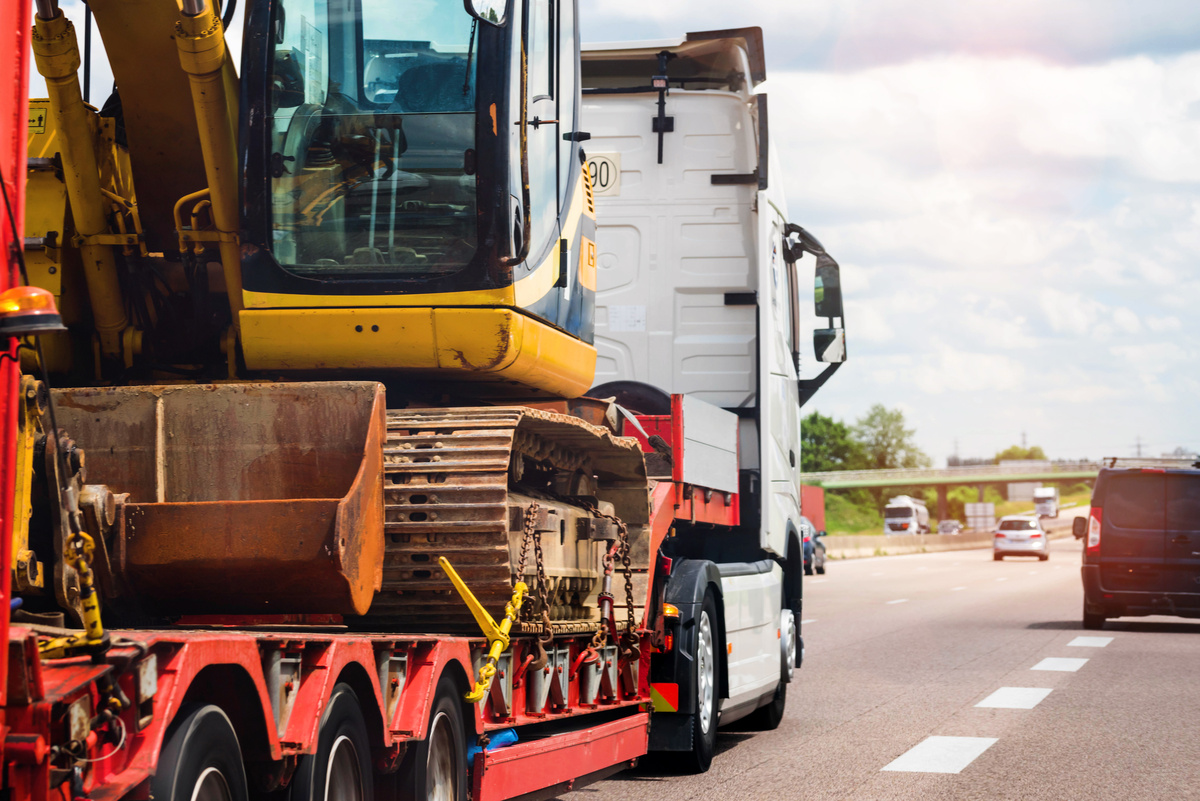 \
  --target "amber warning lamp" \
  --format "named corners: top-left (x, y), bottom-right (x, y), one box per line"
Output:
top-left (0, 286), bottom-right (67, 337)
